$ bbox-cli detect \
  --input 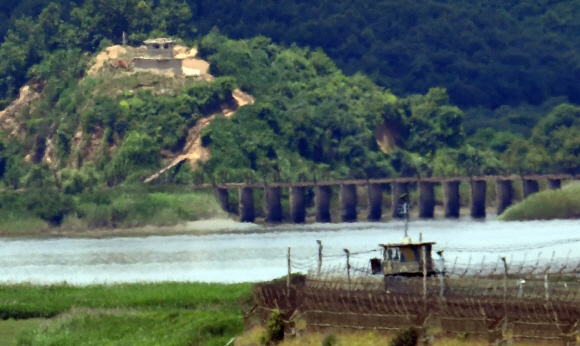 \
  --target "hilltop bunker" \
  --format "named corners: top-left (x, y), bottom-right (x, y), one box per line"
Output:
top-left (134, 38), bottom-right (183, 75)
